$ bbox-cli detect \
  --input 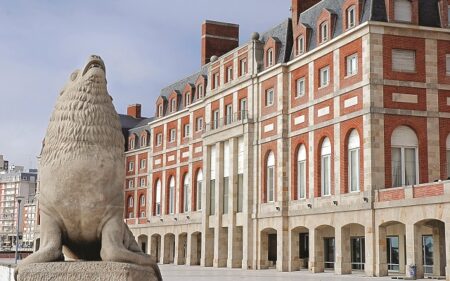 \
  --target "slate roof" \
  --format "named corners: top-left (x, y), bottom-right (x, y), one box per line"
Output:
top-left (160, 64), bottom-right (209, 99)
top-left (260, 18), bottom-right (293, 64)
